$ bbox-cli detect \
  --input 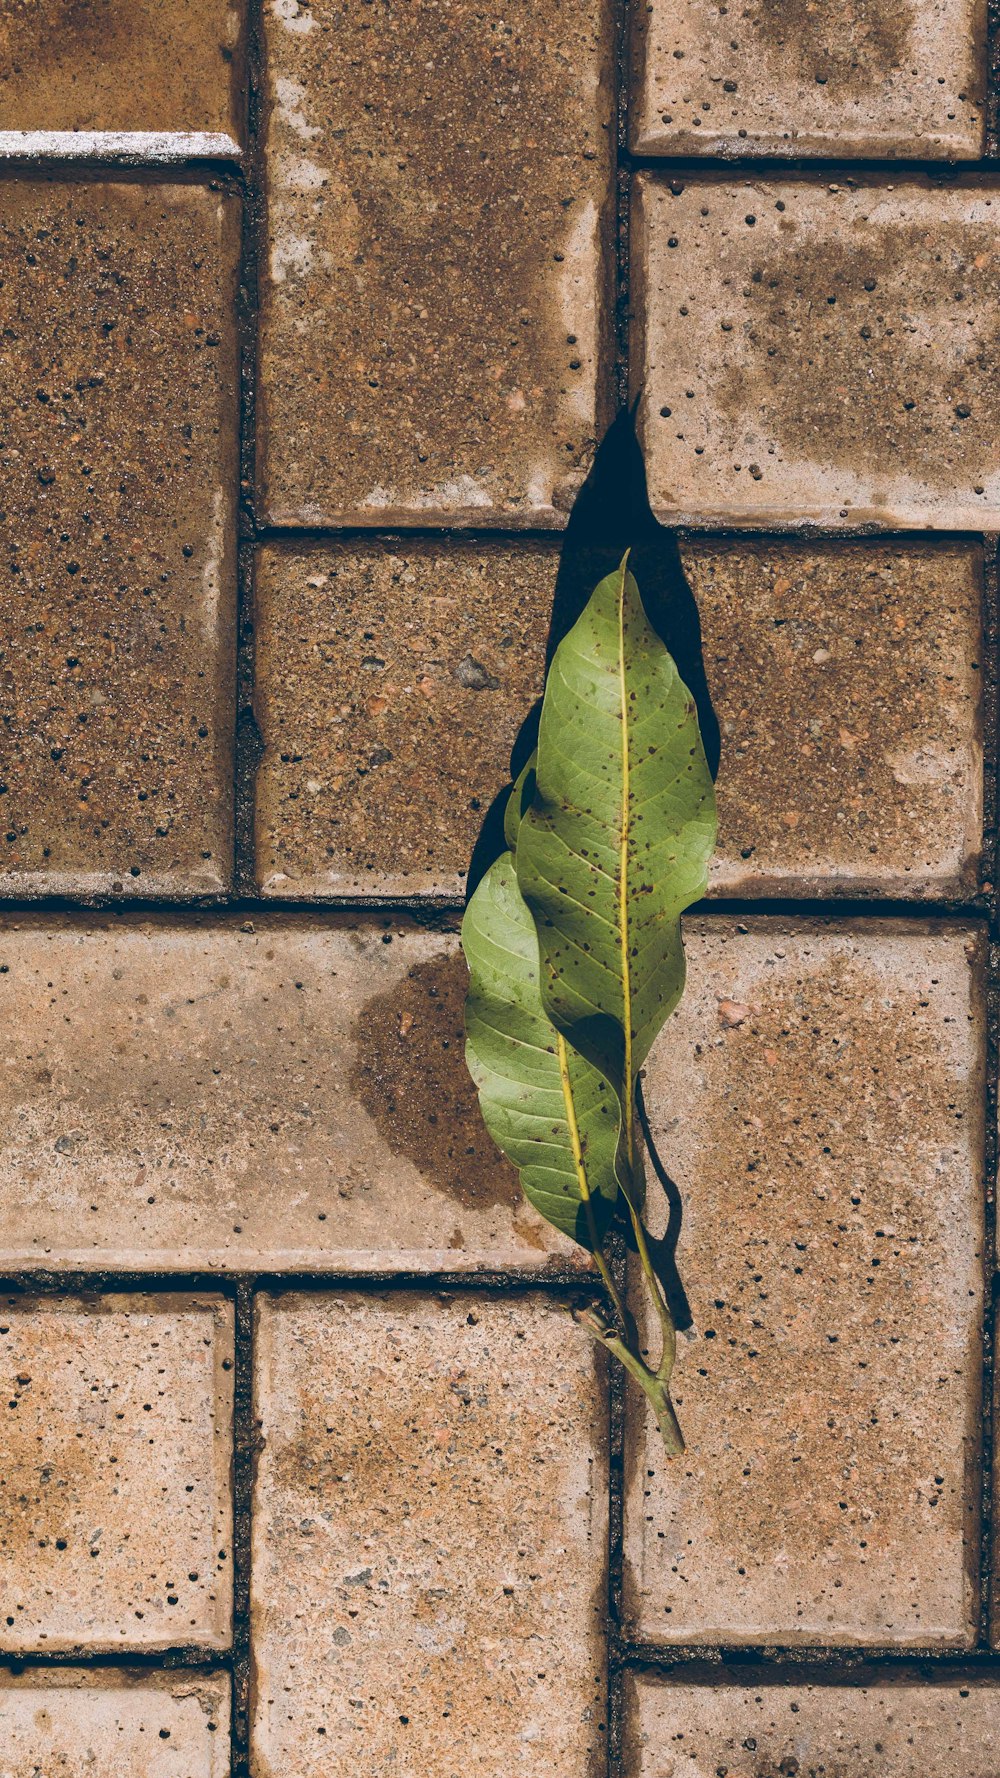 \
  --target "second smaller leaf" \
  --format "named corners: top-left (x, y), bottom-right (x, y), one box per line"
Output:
top-left (463, 852), bottom-right (623, 1249)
